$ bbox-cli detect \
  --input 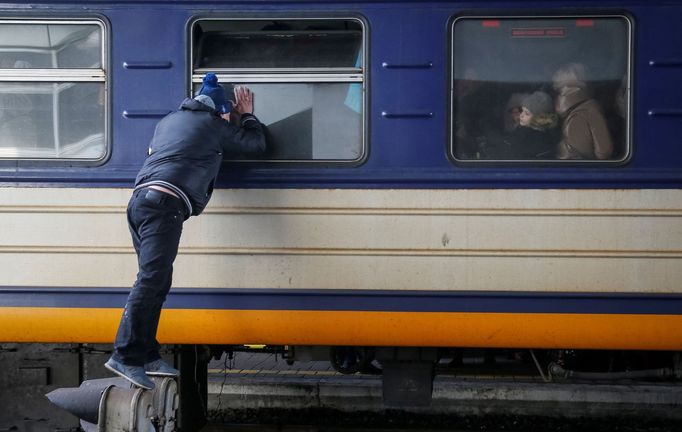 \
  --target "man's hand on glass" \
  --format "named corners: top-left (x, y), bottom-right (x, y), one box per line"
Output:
top-left (233, 86), bottom-right (254, 115)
